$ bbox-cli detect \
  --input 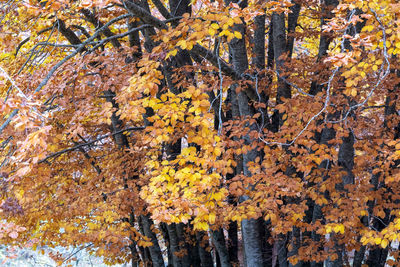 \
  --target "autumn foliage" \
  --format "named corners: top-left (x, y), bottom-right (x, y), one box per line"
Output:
top-left (1, 0), bottom-right (400, 266)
